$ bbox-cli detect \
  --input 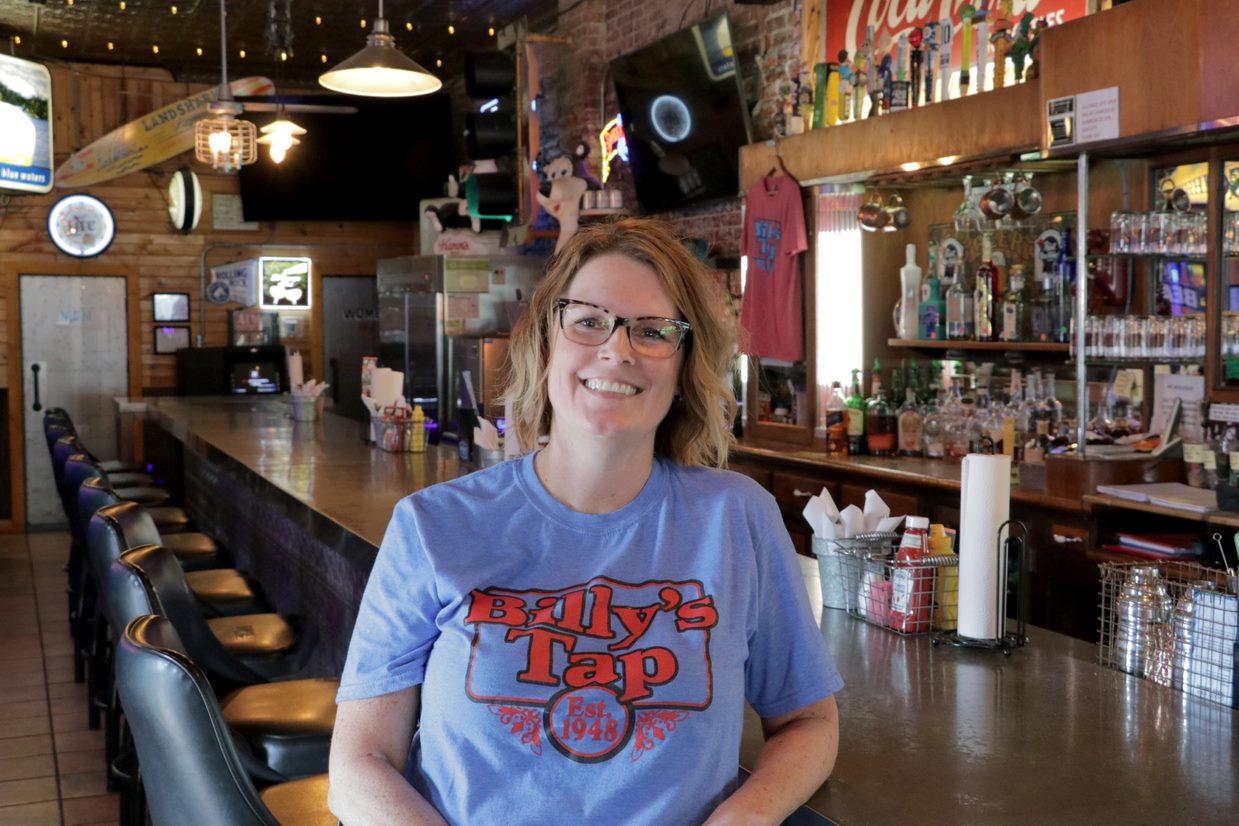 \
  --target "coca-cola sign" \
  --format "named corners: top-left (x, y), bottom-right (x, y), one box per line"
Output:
top-left (826, 0), bottom-right (1090, 70)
